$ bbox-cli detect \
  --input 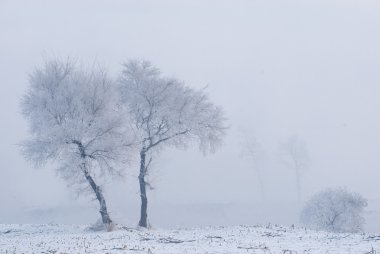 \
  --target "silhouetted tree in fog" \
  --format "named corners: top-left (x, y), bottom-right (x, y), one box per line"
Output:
top-left (119, 60), bottom-right (227, 228)
top-left (240, 133), bottom-right (266, 200)
top-left (279, 136), bottom-right (309, 202)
